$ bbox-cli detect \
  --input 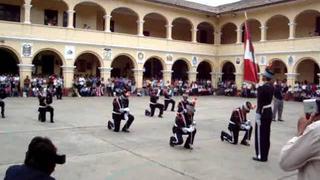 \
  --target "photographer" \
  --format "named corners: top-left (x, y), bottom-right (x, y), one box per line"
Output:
top-left (4, 136), bottom-right (65, 180)
top-left (279, 112), bottom-right (320, 180)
